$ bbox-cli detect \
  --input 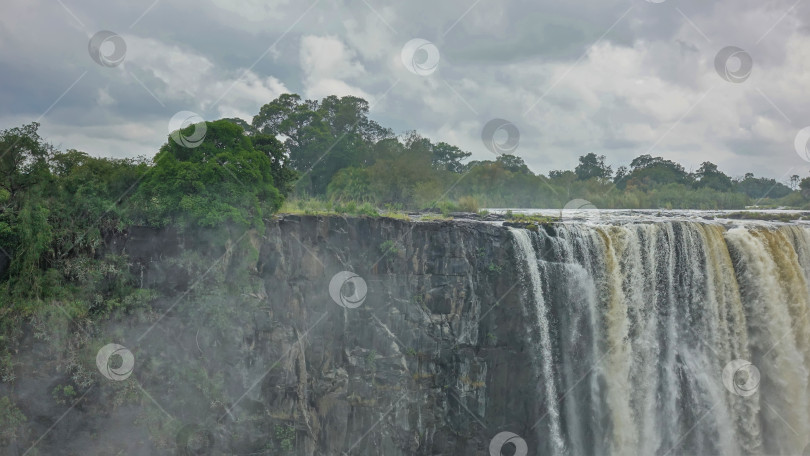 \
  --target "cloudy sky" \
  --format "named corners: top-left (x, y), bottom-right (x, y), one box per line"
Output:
top-left (2, 0), bottom-right (810, 179)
